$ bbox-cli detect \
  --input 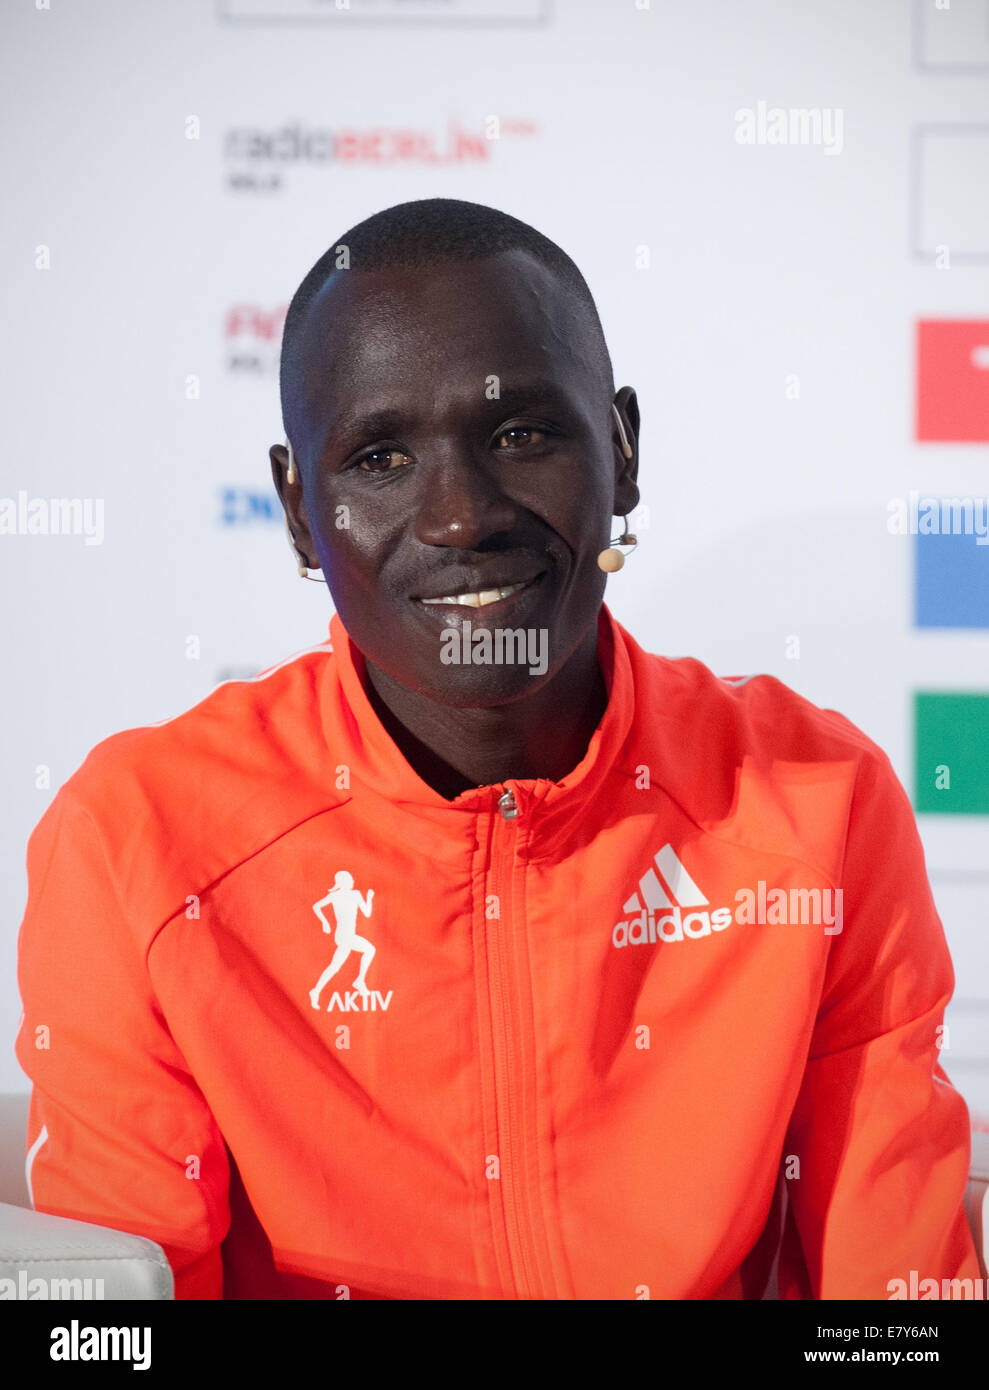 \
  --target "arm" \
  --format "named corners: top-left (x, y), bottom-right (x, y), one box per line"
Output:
top-left (14, 787), bottom-right (230, 1300)
top-left (777, 746), bottom-right (979, 1299)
